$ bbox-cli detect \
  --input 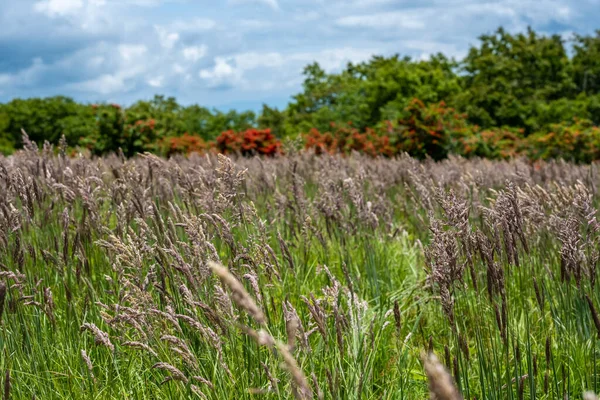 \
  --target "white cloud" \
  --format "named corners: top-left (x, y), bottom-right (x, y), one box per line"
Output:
top-left (32, 0), bottom-right (118, 34)
top-left (155, 26), bottom-right (179, 49)
top-left (229, 0), bottom-right (279, 10)
top-left (402, 40), bottom-right (466, 60)
top-left (169, 18), bottom-right (217, 33)
top-left (119, 44), bottom-right (147, 61)
top-left (233, 52), bottom-right (285, 69)
top-left (199, 57), bottom-right (243, 87)
top-left (68, 43), bottom-right (152, 95)
top-left (496, 0), bottom-right (573, 23)
top-left (239, 19), bottom-right (272, 30)
top-left (33, 0), bottom-right (84, 17)
top-left (183, 45), bottom-right (207, 62)
top-left (286, 48), bottom-right (376, 72)
top-left (293, 11), bottom-right (320, 22)
top-left (148, 76), bottom-right (164, 87)
top-left (336, 11), bottom-right (426, 29)
top-left (197, 47), bottom-right (375, 91)
top-left (77, 74), bottom-right (125, 94)
top-left (0, 74), bottom-right (11, 86)
top-left (173, 63), bottom-right (186, 74)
